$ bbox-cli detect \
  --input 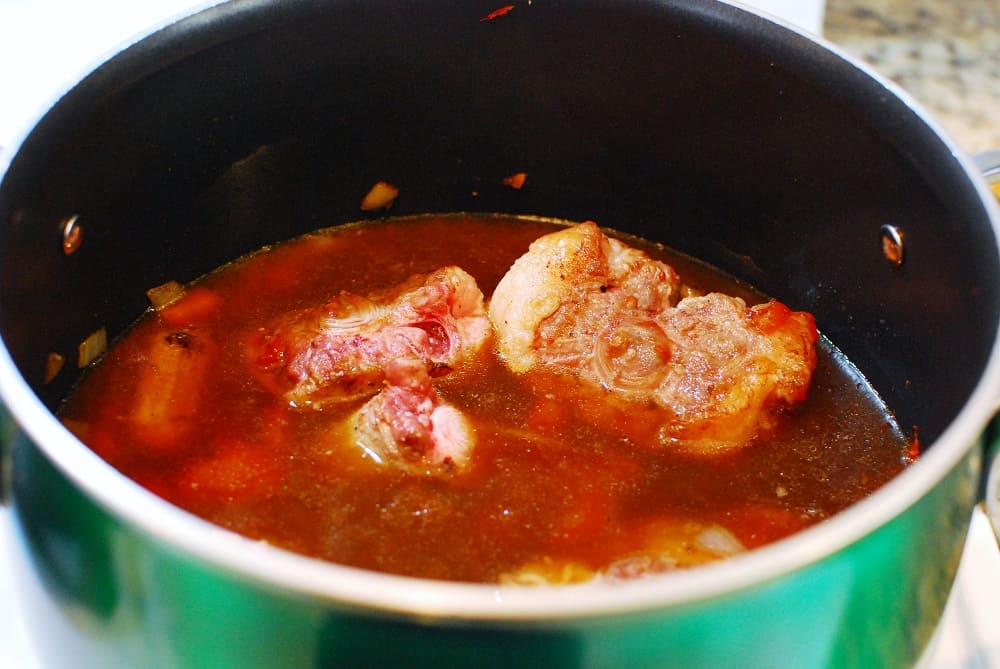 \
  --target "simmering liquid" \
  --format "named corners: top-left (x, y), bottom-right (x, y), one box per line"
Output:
top-left (59, 214), bottom-right (911, 583)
